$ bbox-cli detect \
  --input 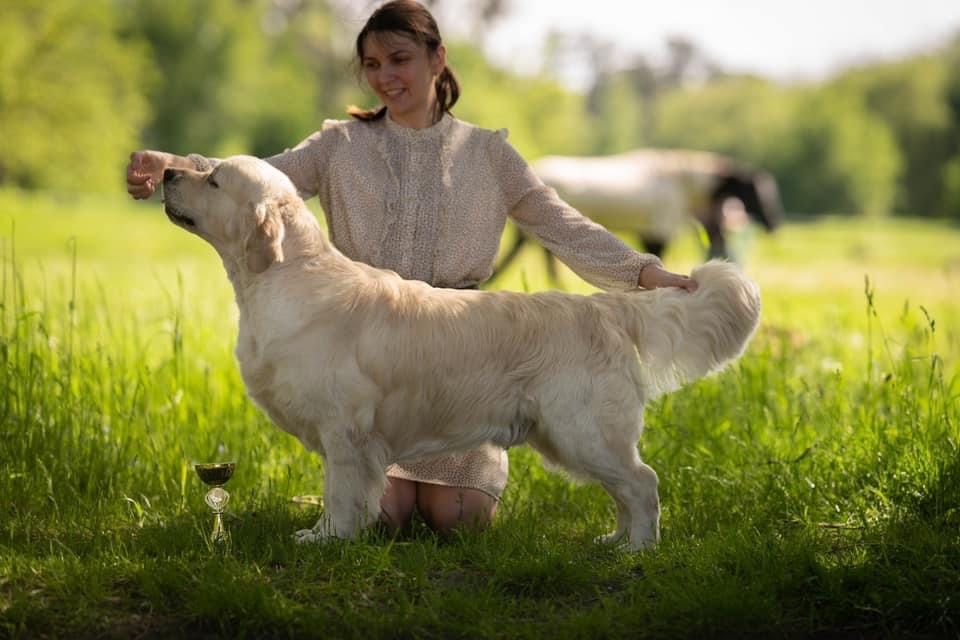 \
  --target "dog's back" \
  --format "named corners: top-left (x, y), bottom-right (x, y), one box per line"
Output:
top-left (304, 260), bottom-right (760, 460)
